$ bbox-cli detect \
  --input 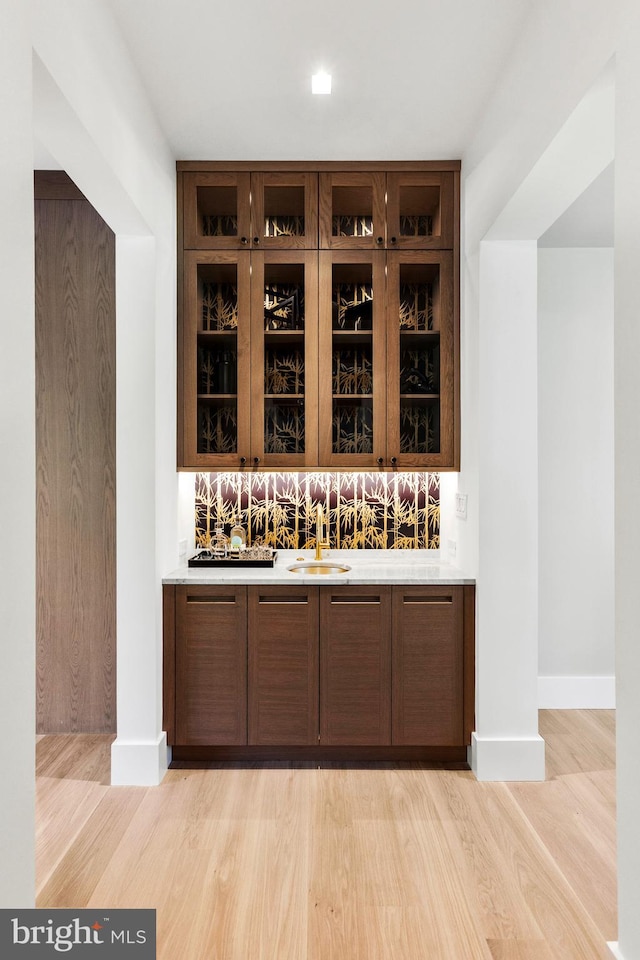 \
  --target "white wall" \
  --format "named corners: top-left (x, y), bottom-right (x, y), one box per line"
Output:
top-left (31, 0), bottom-right (178, 785)
top-left (462, 1), bottom-right (639, 953)
top-left (473, 240), bottom-right (544, 780)
top-left (613, 8), bottom-right (640, 956)
top-left (460, 3), bottom-right (618, 780)
top-left (538, 248), bottom-right (615, 708)
top-left (0, 0), bottom-right (36, 908)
